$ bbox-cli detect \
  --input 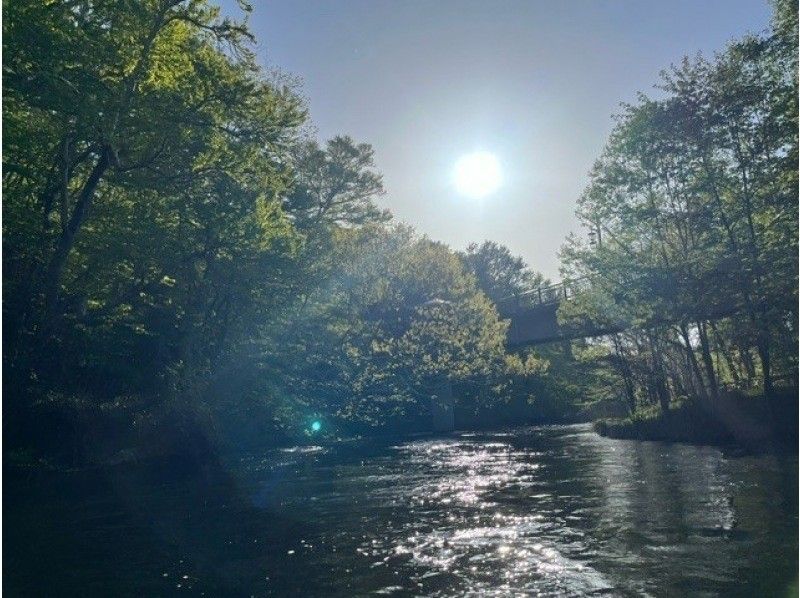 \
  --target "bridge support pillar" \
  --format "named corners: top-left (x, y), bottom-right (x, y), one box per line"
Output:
top-left (431, 381), bottom-right (455, 432)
